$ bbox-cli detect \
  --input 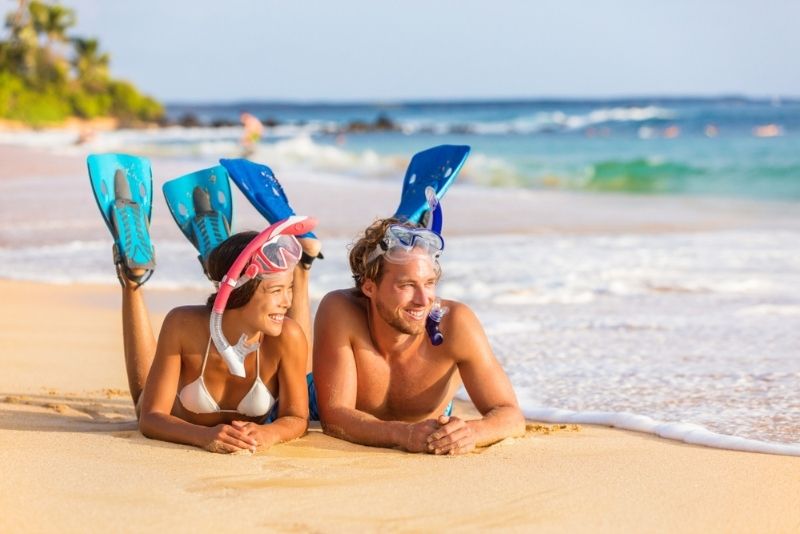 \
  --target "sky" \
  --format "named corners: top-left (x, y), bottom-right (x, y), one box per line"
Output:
top-left (49, 0), bottom-right (800, 103)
